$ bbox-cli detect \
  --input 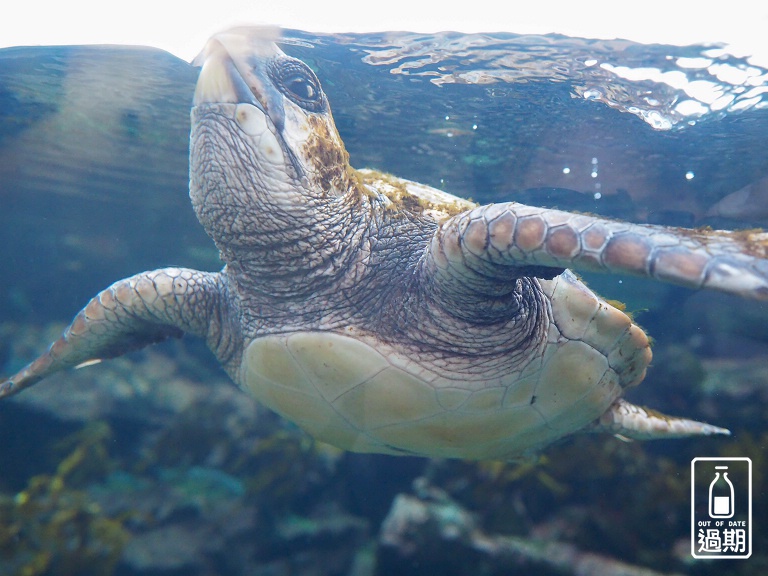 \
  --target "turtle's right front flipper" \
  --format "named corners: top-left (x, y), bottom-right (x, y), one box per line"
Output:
top-left (424, 202), bottom-right (768, 301)
top-left (0, 268), bottom-right (225, 398)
